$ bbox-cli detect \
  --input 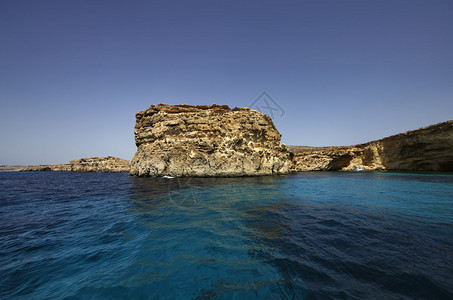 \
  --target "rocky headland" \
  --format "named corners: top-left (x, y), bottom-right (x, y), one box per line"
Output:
top-left (288, 120), bottom-right (453, 172)
top-left (16, 104), bottom-right (452, 175)
top-left (130, 104), bottom-right (289, 177)
top-left (21, 156), bottom-right (130, 173)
